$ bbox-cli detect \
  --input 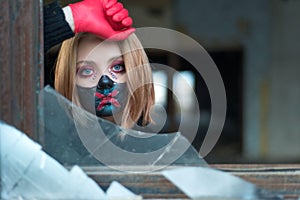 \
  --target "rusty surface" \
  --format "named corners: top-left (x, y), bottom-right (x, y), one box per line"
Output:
top-left (84, 166), bottom-right (188, 199)
top-left (83, 165), bottom-right (300, 199)
top-left (0, 0), bottom-right (43, 139)
top-left (90, 173), bottom-right (188, 199)
top-left (212, 164), bottom-right (300, 200)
